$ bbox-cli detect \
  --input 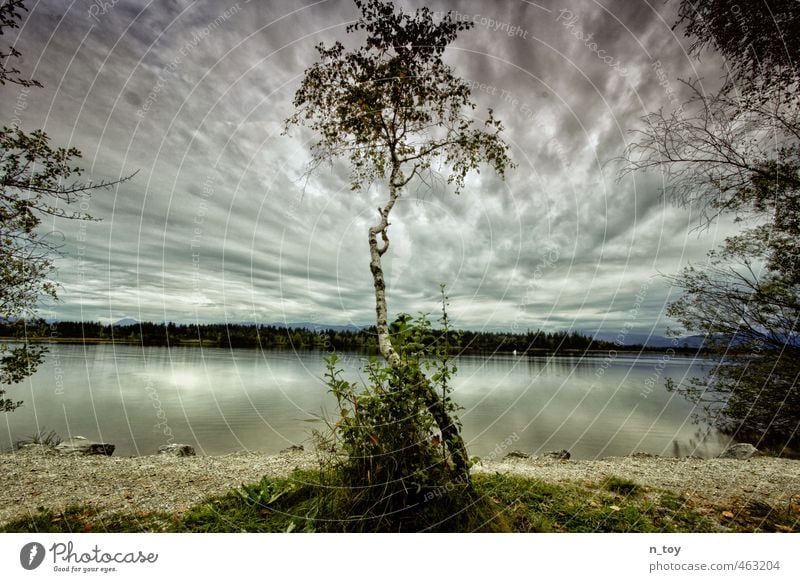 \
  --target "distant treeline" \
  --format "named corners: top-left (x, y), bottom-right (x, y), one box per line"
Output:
top-left (0, 320), bottom-right (701, 355)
